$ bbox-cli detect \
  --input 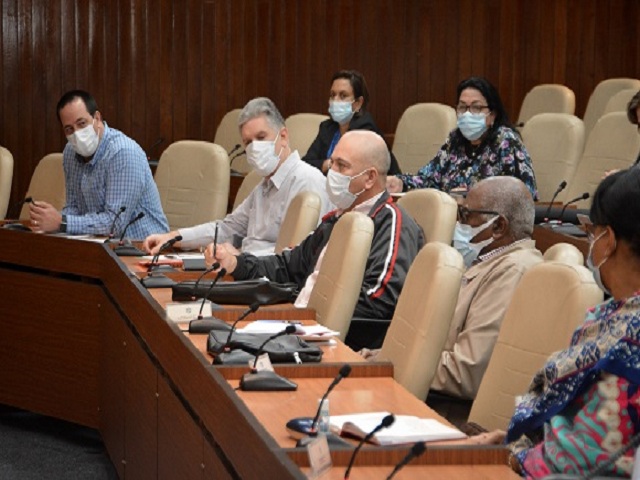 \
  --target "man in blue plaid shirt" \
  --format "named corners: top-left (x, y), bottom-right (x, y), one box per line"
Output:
top-left (28, 90), bottom-right (168, 239)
